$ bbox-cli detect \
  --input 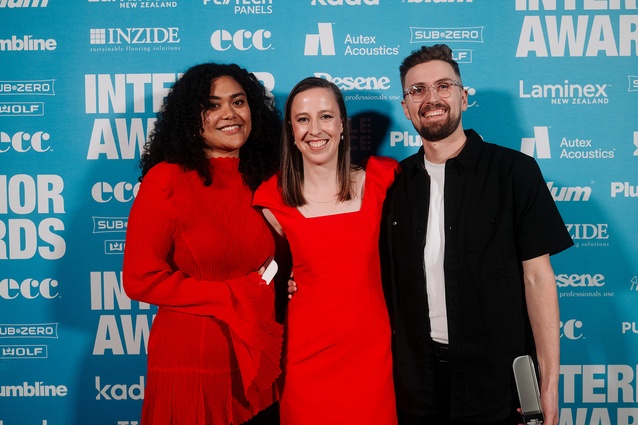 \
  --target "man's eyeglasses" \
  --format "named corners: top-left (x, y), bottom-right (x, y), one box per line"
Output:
top-left (403, 80), bottom-right (464, 103)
